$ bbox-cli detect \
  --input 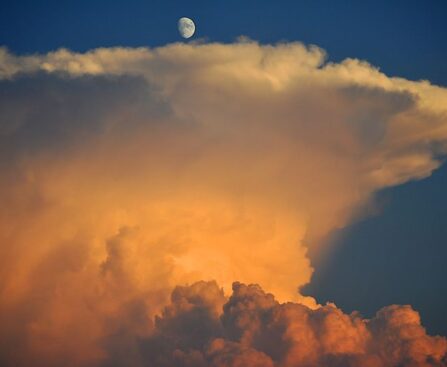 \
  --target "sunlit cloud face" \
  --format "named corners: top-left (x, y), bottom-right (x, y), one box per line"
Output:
top-left (0, 42), bottom-right (447, 366)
